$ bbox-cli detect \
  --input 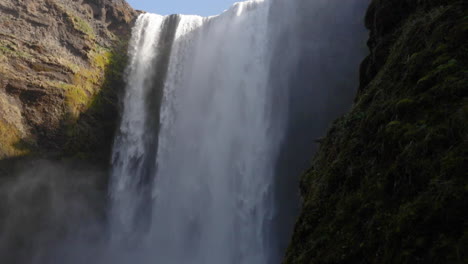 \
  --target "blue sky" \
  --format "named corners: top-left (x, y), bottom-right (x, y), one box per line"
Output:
top-left (126, 0), bottom-right (239, 16)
